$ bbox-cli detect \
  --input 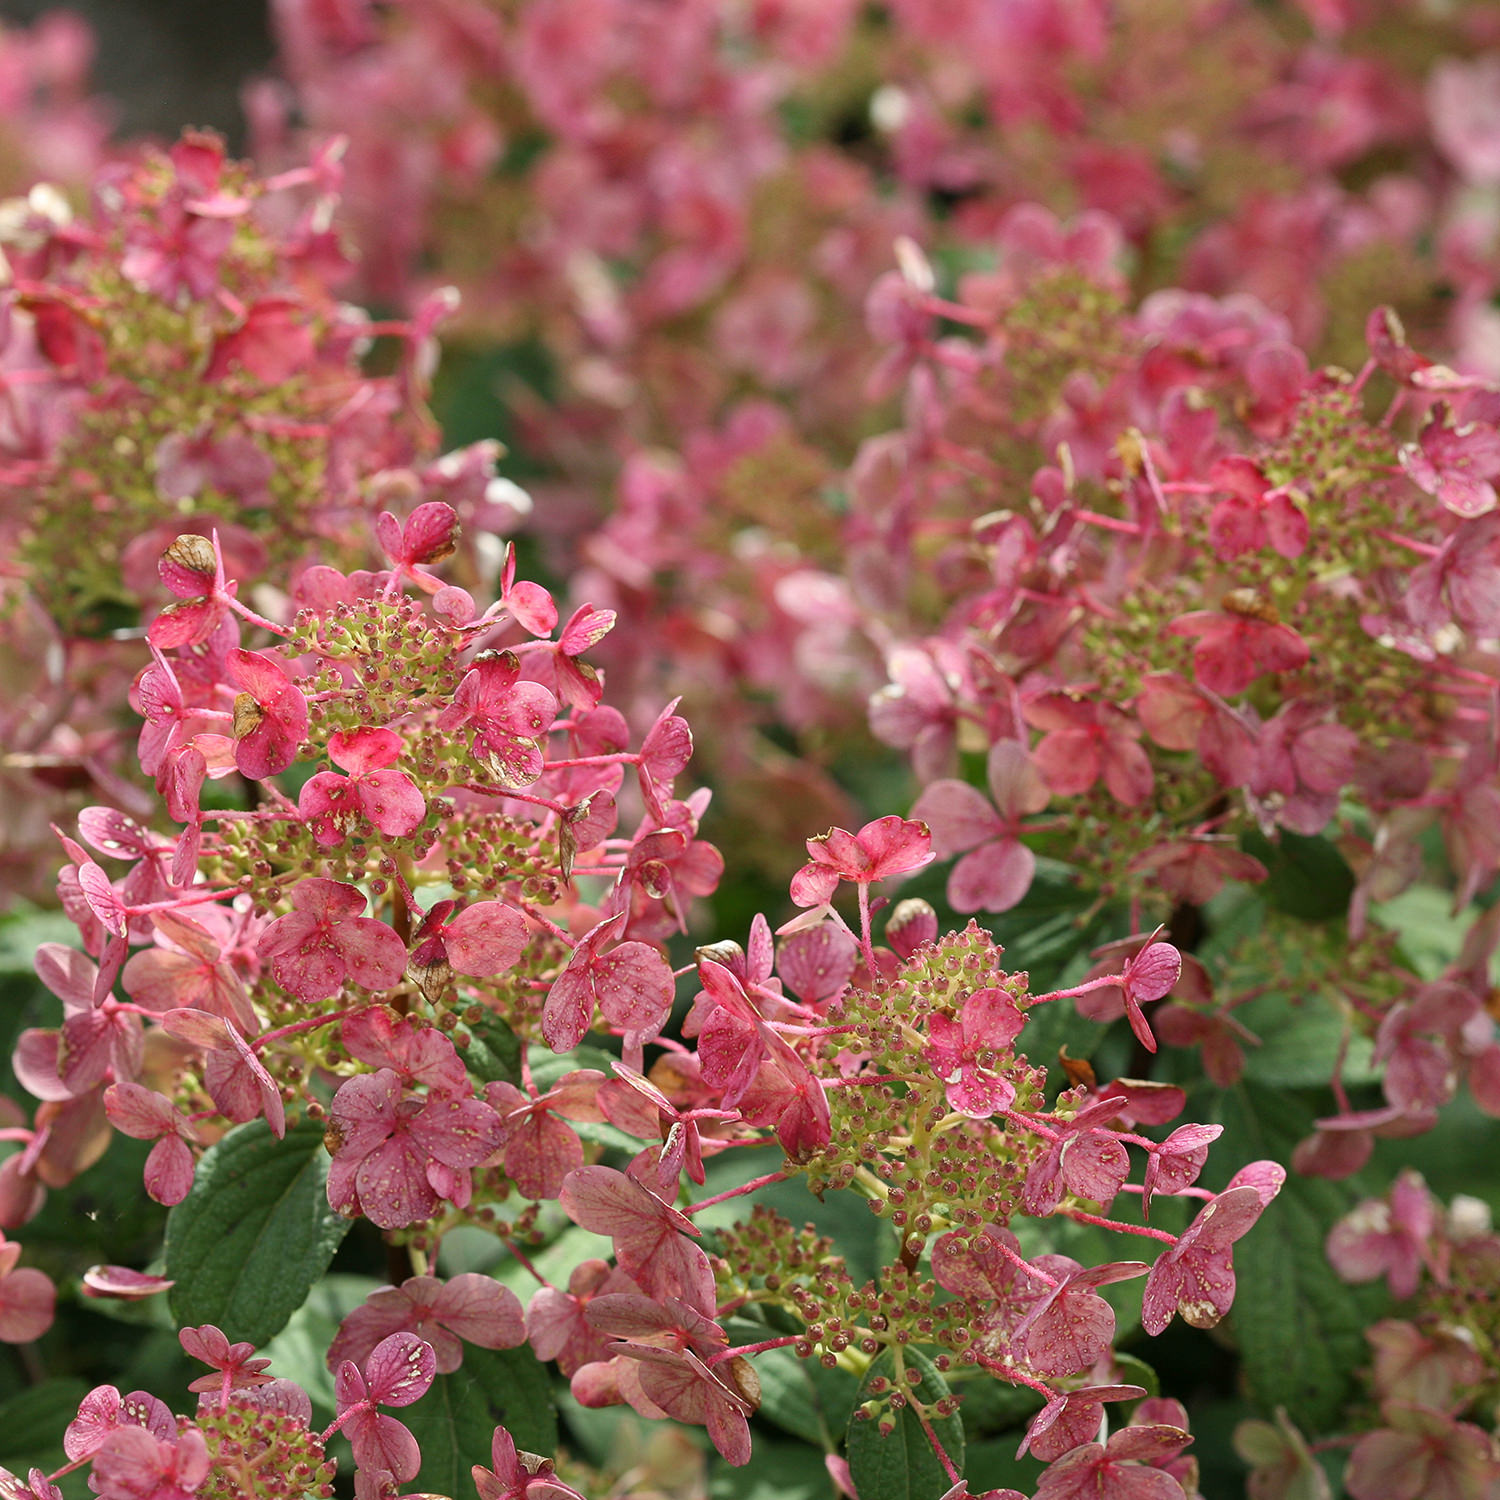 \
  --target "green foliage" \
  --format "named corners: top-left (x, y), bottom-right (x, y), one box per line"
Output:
top-left (711, 1439), bottom-right (832, 1500)
top-left (846, 1349), bottom-right (964, 1500)
top-left (261, 1273), bottom-right (382, 1416)
top-left (164, 1120), bottom-right (352, 1346)
top-left (459, 1010), bottom-right (523, 1086)
top-left (0, 1379), bottom-right (91, 1497)
top-left (405, 1345), bottom-right (559, 1495)
top-left (1241, 831), bottom-right (1355, 921)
